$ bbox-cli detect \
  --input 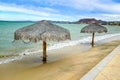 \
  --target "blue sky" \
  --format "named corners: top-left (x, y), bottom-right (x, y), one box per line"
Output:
top-left (0, 0), bottom-right (120, 21)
